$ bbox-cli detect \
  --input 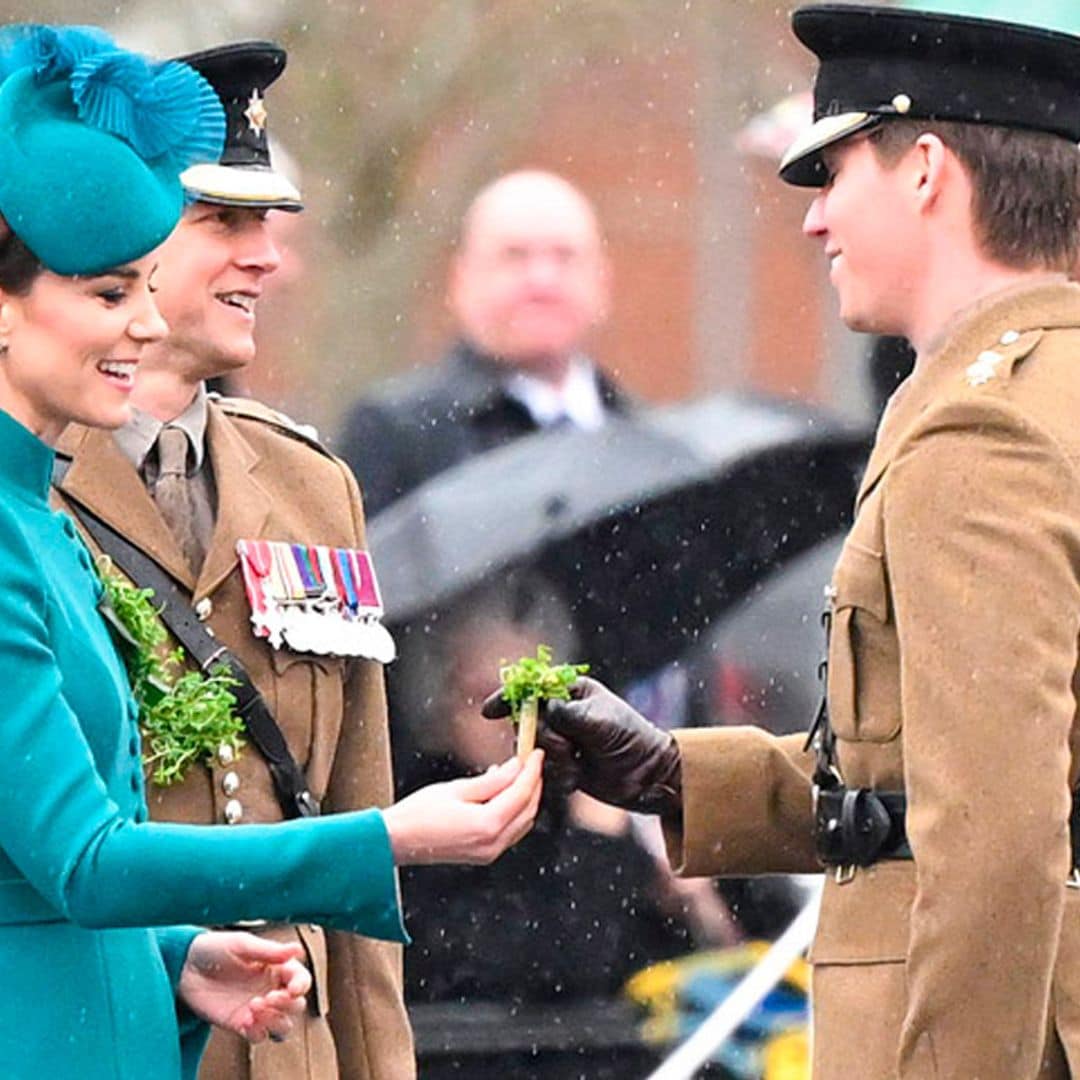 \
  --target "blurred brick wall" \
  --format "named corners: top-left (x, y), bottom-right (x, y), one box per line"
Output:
top-left (400, 6), bottom-right (831, 411)
top-left (242, 3), bottom-right (846, 428)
